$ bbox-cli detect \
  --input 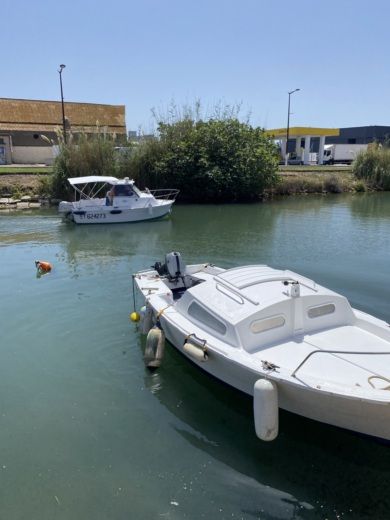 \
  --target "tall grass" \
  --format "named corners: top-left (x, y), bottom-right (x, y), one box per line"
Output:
top-left (353, 146), bottom-right (390, 190)
top-left (272, 174), bottom-right (346, 195)
top-left (49, 131), bottom-right (123, 199)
